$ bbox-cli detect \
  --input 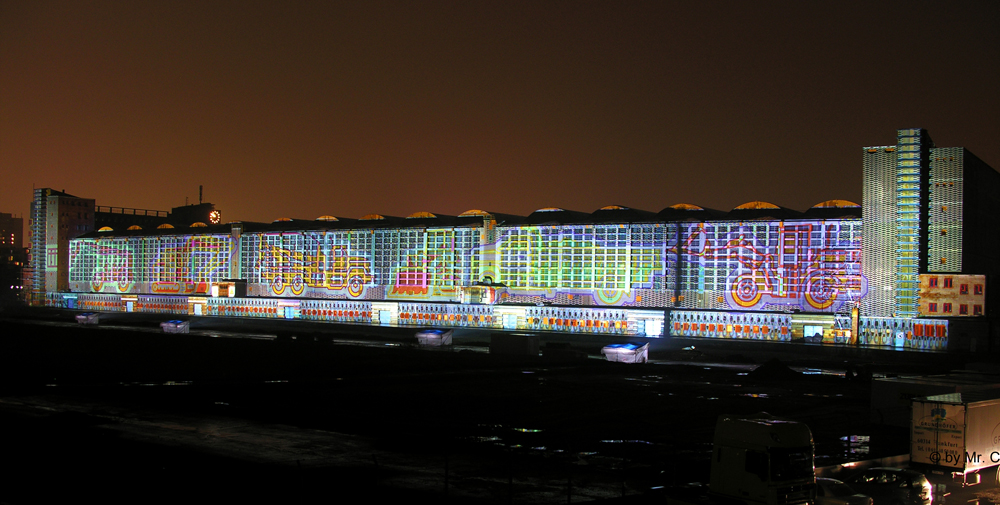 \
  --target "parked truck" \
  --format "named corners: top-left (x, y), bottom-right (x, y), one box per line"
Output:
top-left (911, 390), bottom-right (1000, 486)
top-left (670, 412), bottom-right (817, 505)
